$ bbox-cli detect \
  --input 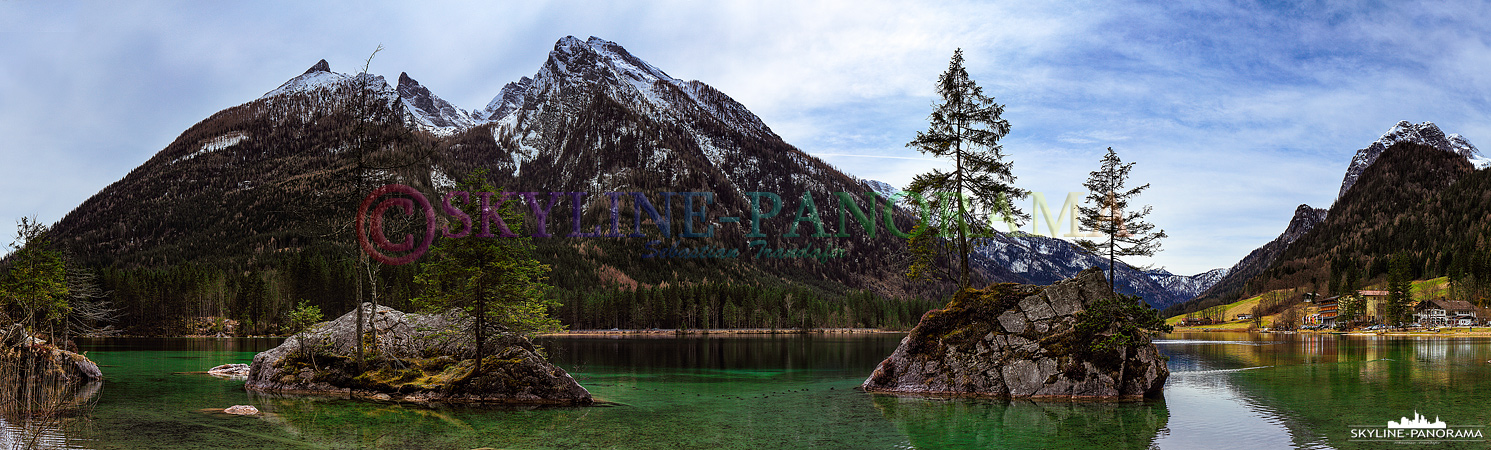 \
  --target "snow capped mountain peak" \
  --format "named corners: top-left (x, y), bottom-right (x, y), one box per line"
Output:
top-left (1339, 121), bottom-right (1483, 198)
top-left (479, 76), bottom-right (532, 121)
top-left (1145, 266), bottom-right (1229, 301)
top-left (259, 59), bottom-right (402, 102)
top-left (477, 36), bottom-right (774, 140)
top-left (396, 72), bottom-right (474, 133)
top-left (262, 65), bottom-right (352, 99)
